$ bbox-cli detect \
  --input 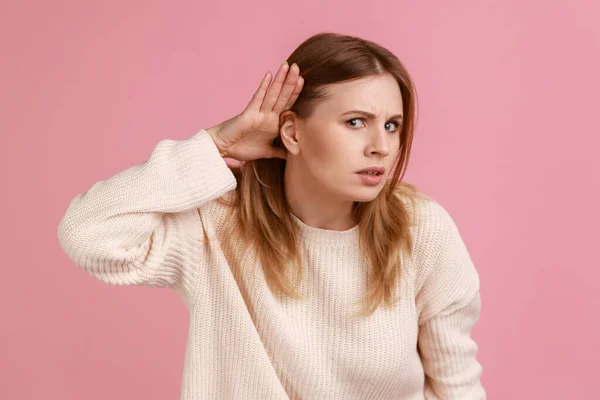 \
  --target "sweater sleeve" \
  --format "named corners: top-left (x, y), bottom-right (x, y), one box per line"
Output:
top-left (57, 129), bottom-right (236, 304)
top-left (419, 292), bottom-right (485, 399)
top-left (413, 200), bottom-right (485, 399)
